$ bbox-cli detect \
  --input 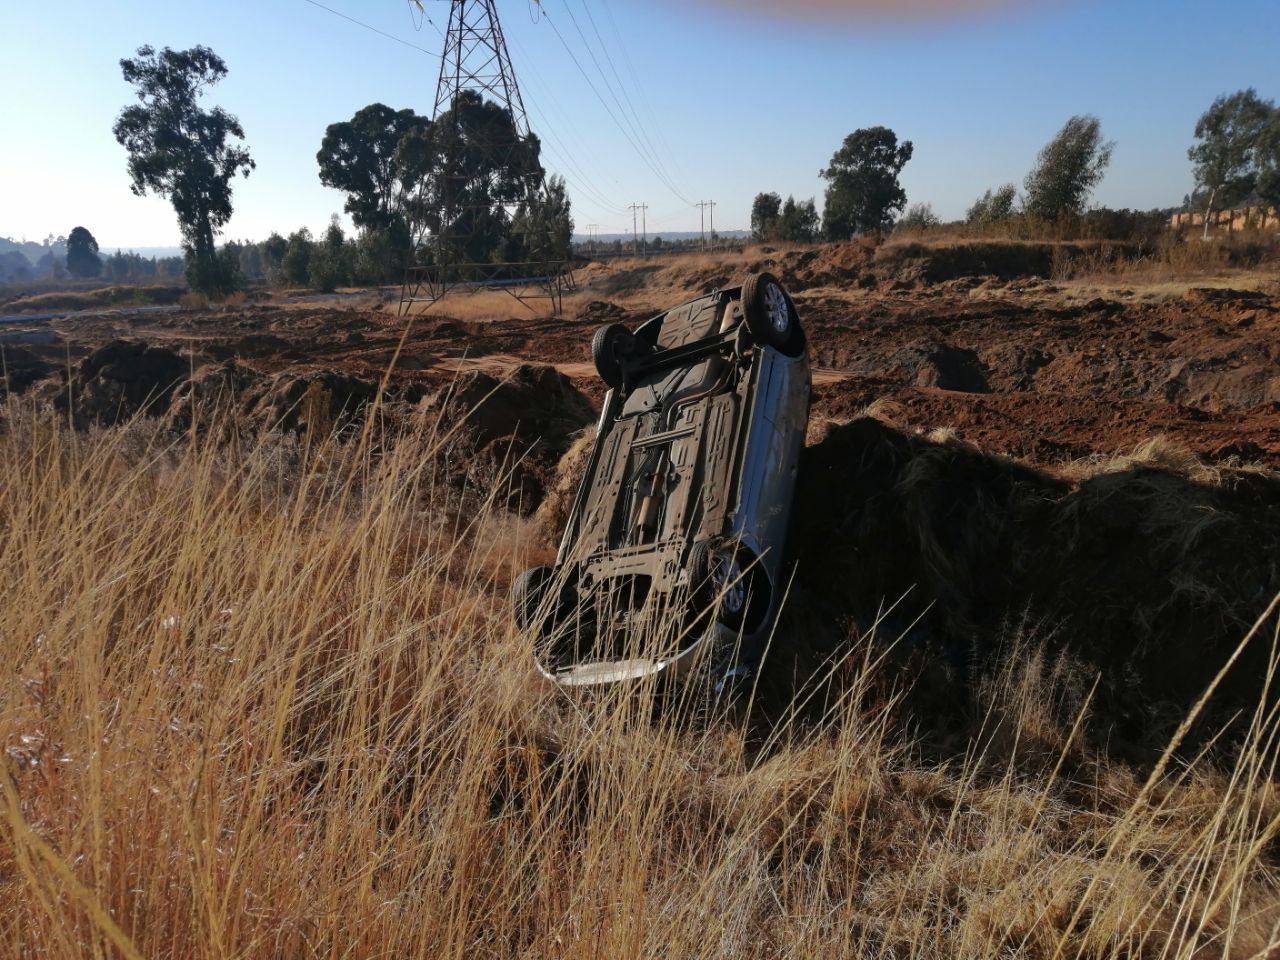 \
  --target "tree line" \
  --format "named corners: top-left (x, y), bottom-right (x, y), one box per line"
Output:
top-left (109, 45), bottom-right (573, 297)
top-left (751, 89), bottom-right (1280, 242)
top-left (0, 229), bottom-right (186, 284)
top-left (78, 42), bottom-right (1280, 293)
